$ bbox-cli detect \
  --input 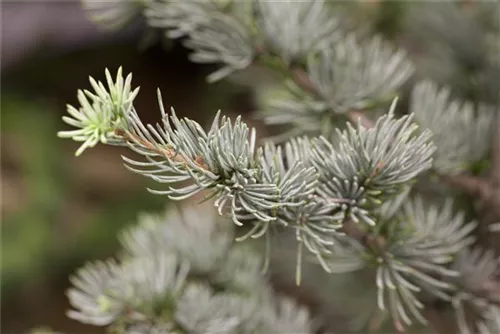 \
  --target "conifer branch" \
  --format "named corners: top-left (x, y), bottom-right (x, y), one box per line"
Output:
top-left (58, 67), bottom-right (435, 291)
top-left (66, 206), bottom-right (314, 332)
top-left (58, 1), bottom-right (500, 332)
top-left (340, 218), bottom-right (384, 253)
top-left (410, 81), bottom-right (497, 202)
top-left (114, 128), bottom-right (210, 170)
top-left (354, 81), bottom-right (497, 204)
